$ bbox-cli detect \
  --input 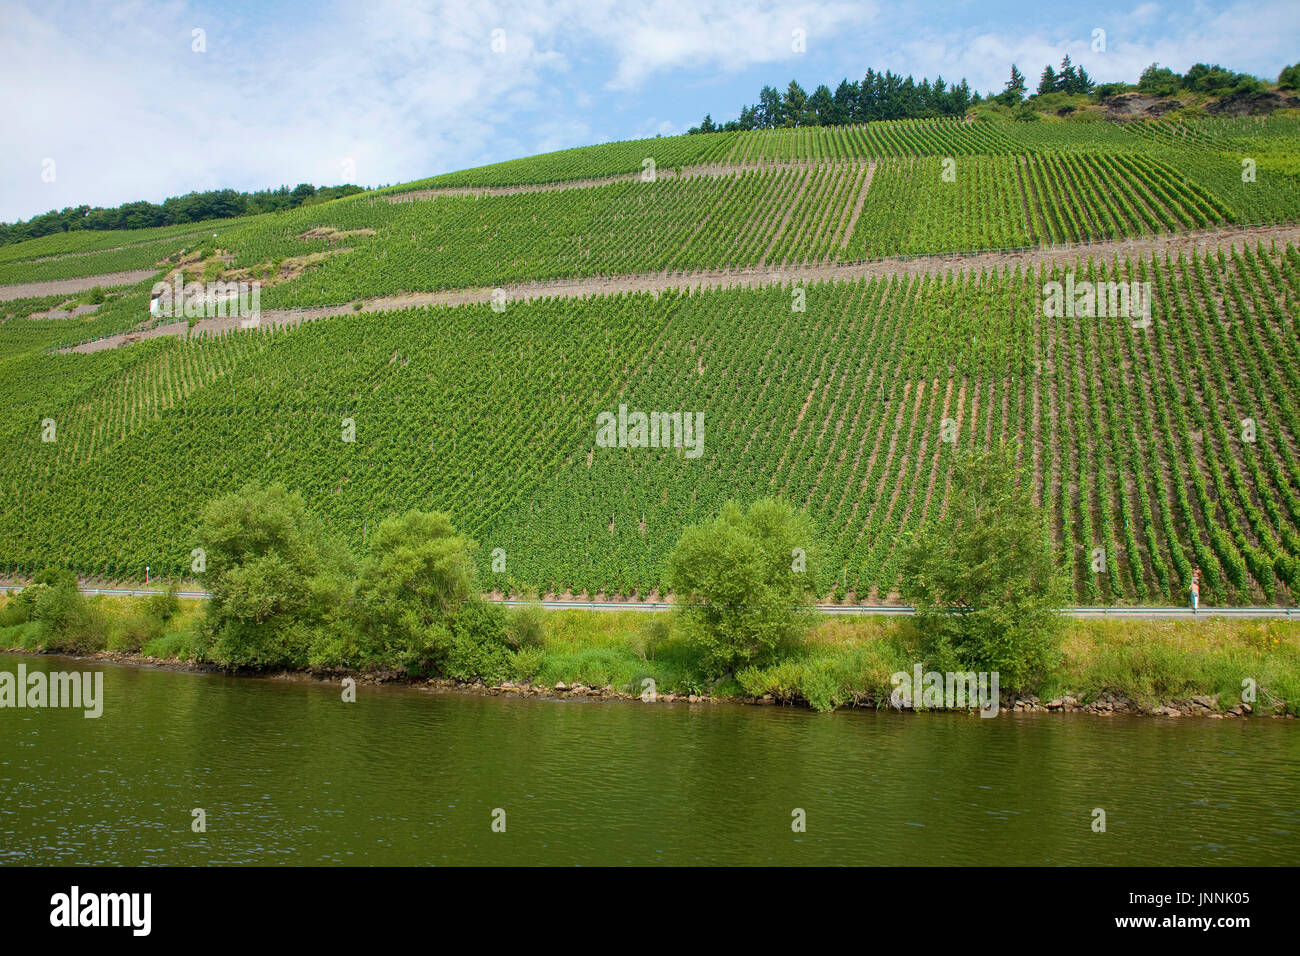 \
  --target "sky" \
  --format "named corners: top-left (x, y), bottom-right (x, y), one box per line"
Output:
top-left (2, 0), bottom-right (1298, 222)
